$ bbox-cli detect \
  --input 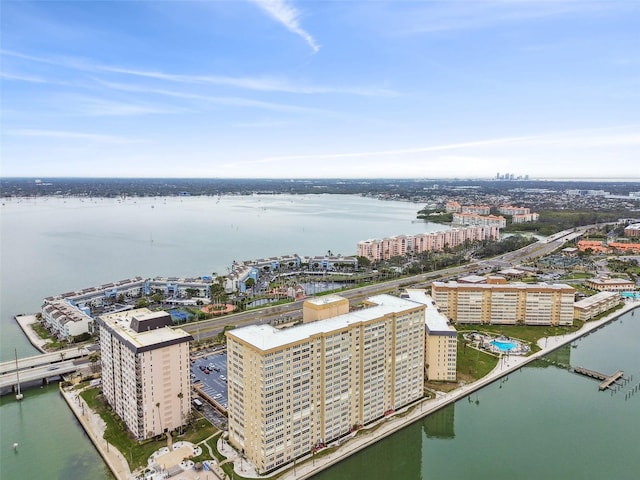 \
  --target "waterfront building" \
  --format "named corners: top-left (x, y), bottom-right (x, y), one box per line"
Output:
top-left (41, 299), bottom-right (93, 340)
top-left (431, 281), bottom-right (575, 326)
top-left (224, 264), bottom-right (259, 294)
top-left (461, 205), bottom-right (491, 215)
top-left (574, 291), bottom-right (621, 321)
top-left (97, 308), bottom-right (192, 440)
top-left (452, 213), bottom-right (506, 228)
top-left (585, 277), bottom-right (635, 292)
top-left (357, 226), bottom-right (499, 262)
top-left (42, 276), bottom-right (214, 327)
top-left (403, 289), bottom-right (457, 381)
top-left (445, 200), bottom-right (461, 213)
top-left (225, 294), bottom-right (426, 473)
